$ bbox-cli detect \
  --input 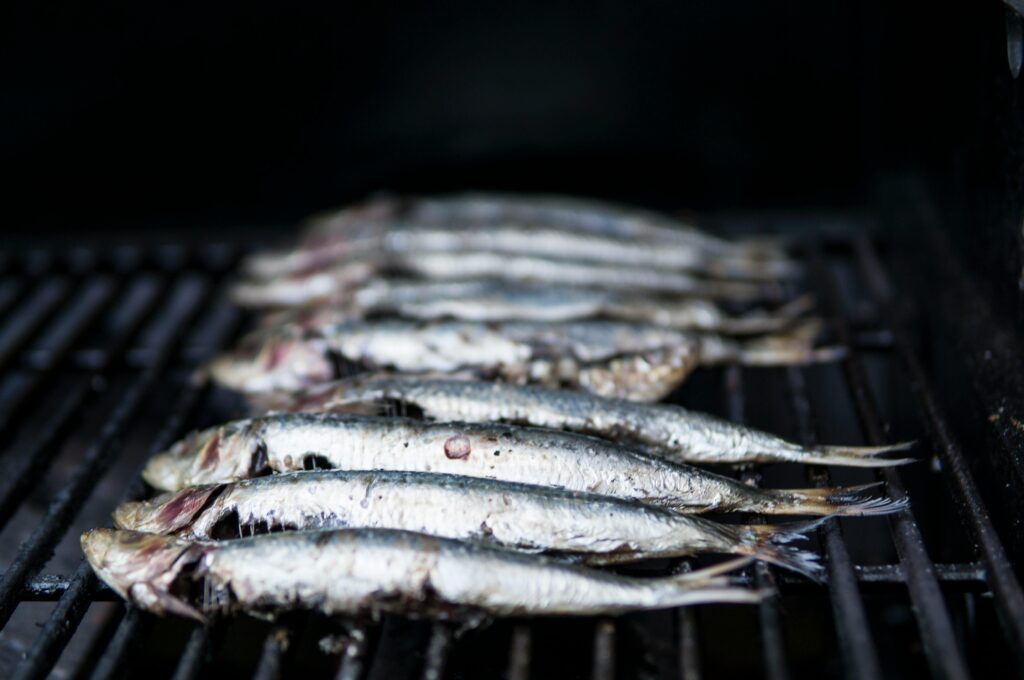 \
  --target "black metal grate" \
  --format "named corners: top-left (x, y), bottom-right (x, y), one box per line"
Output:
top-left (0, 225), bottom-right (1022, 680)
